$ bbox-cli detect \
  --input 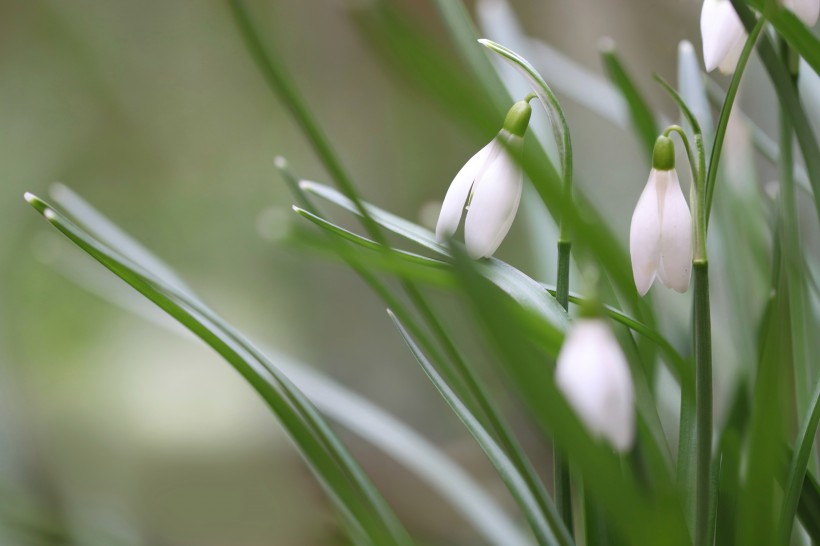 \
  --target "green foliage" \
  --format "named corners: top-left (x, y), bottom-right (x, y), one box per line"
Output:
top-left (20, 0), bottom-right (820, 544)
